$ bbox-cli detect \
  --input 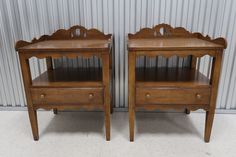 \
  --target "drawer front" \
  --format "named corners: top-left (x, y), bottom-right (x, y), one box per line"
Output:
top-left (31, 88), bottom-right (103, 105)
top-left (136, 88), bottom-right (211, 105)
